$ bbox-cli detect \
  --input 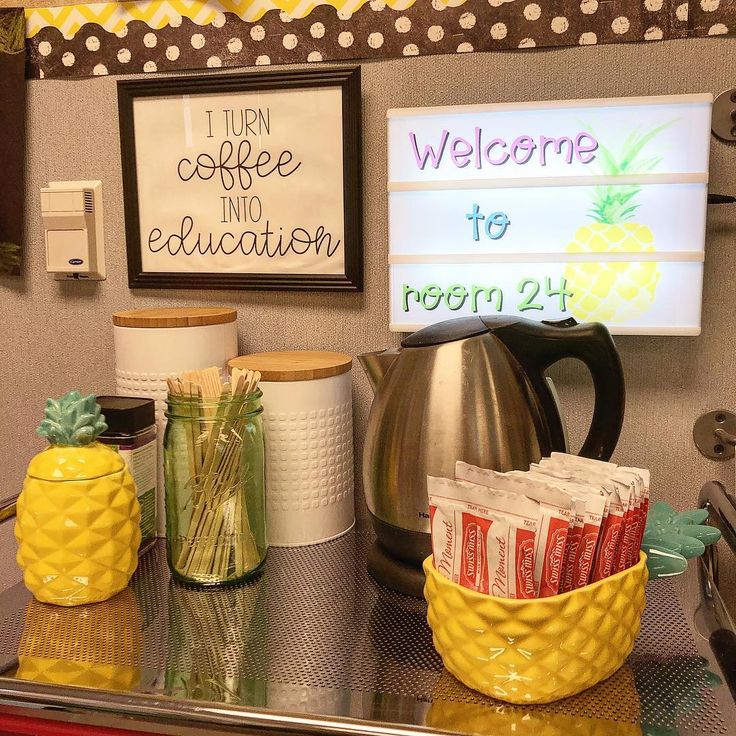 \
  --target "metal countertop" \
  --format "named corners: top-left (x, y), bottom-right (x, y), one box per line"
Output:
top-left (0, 521), bottom-right (733, 736)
